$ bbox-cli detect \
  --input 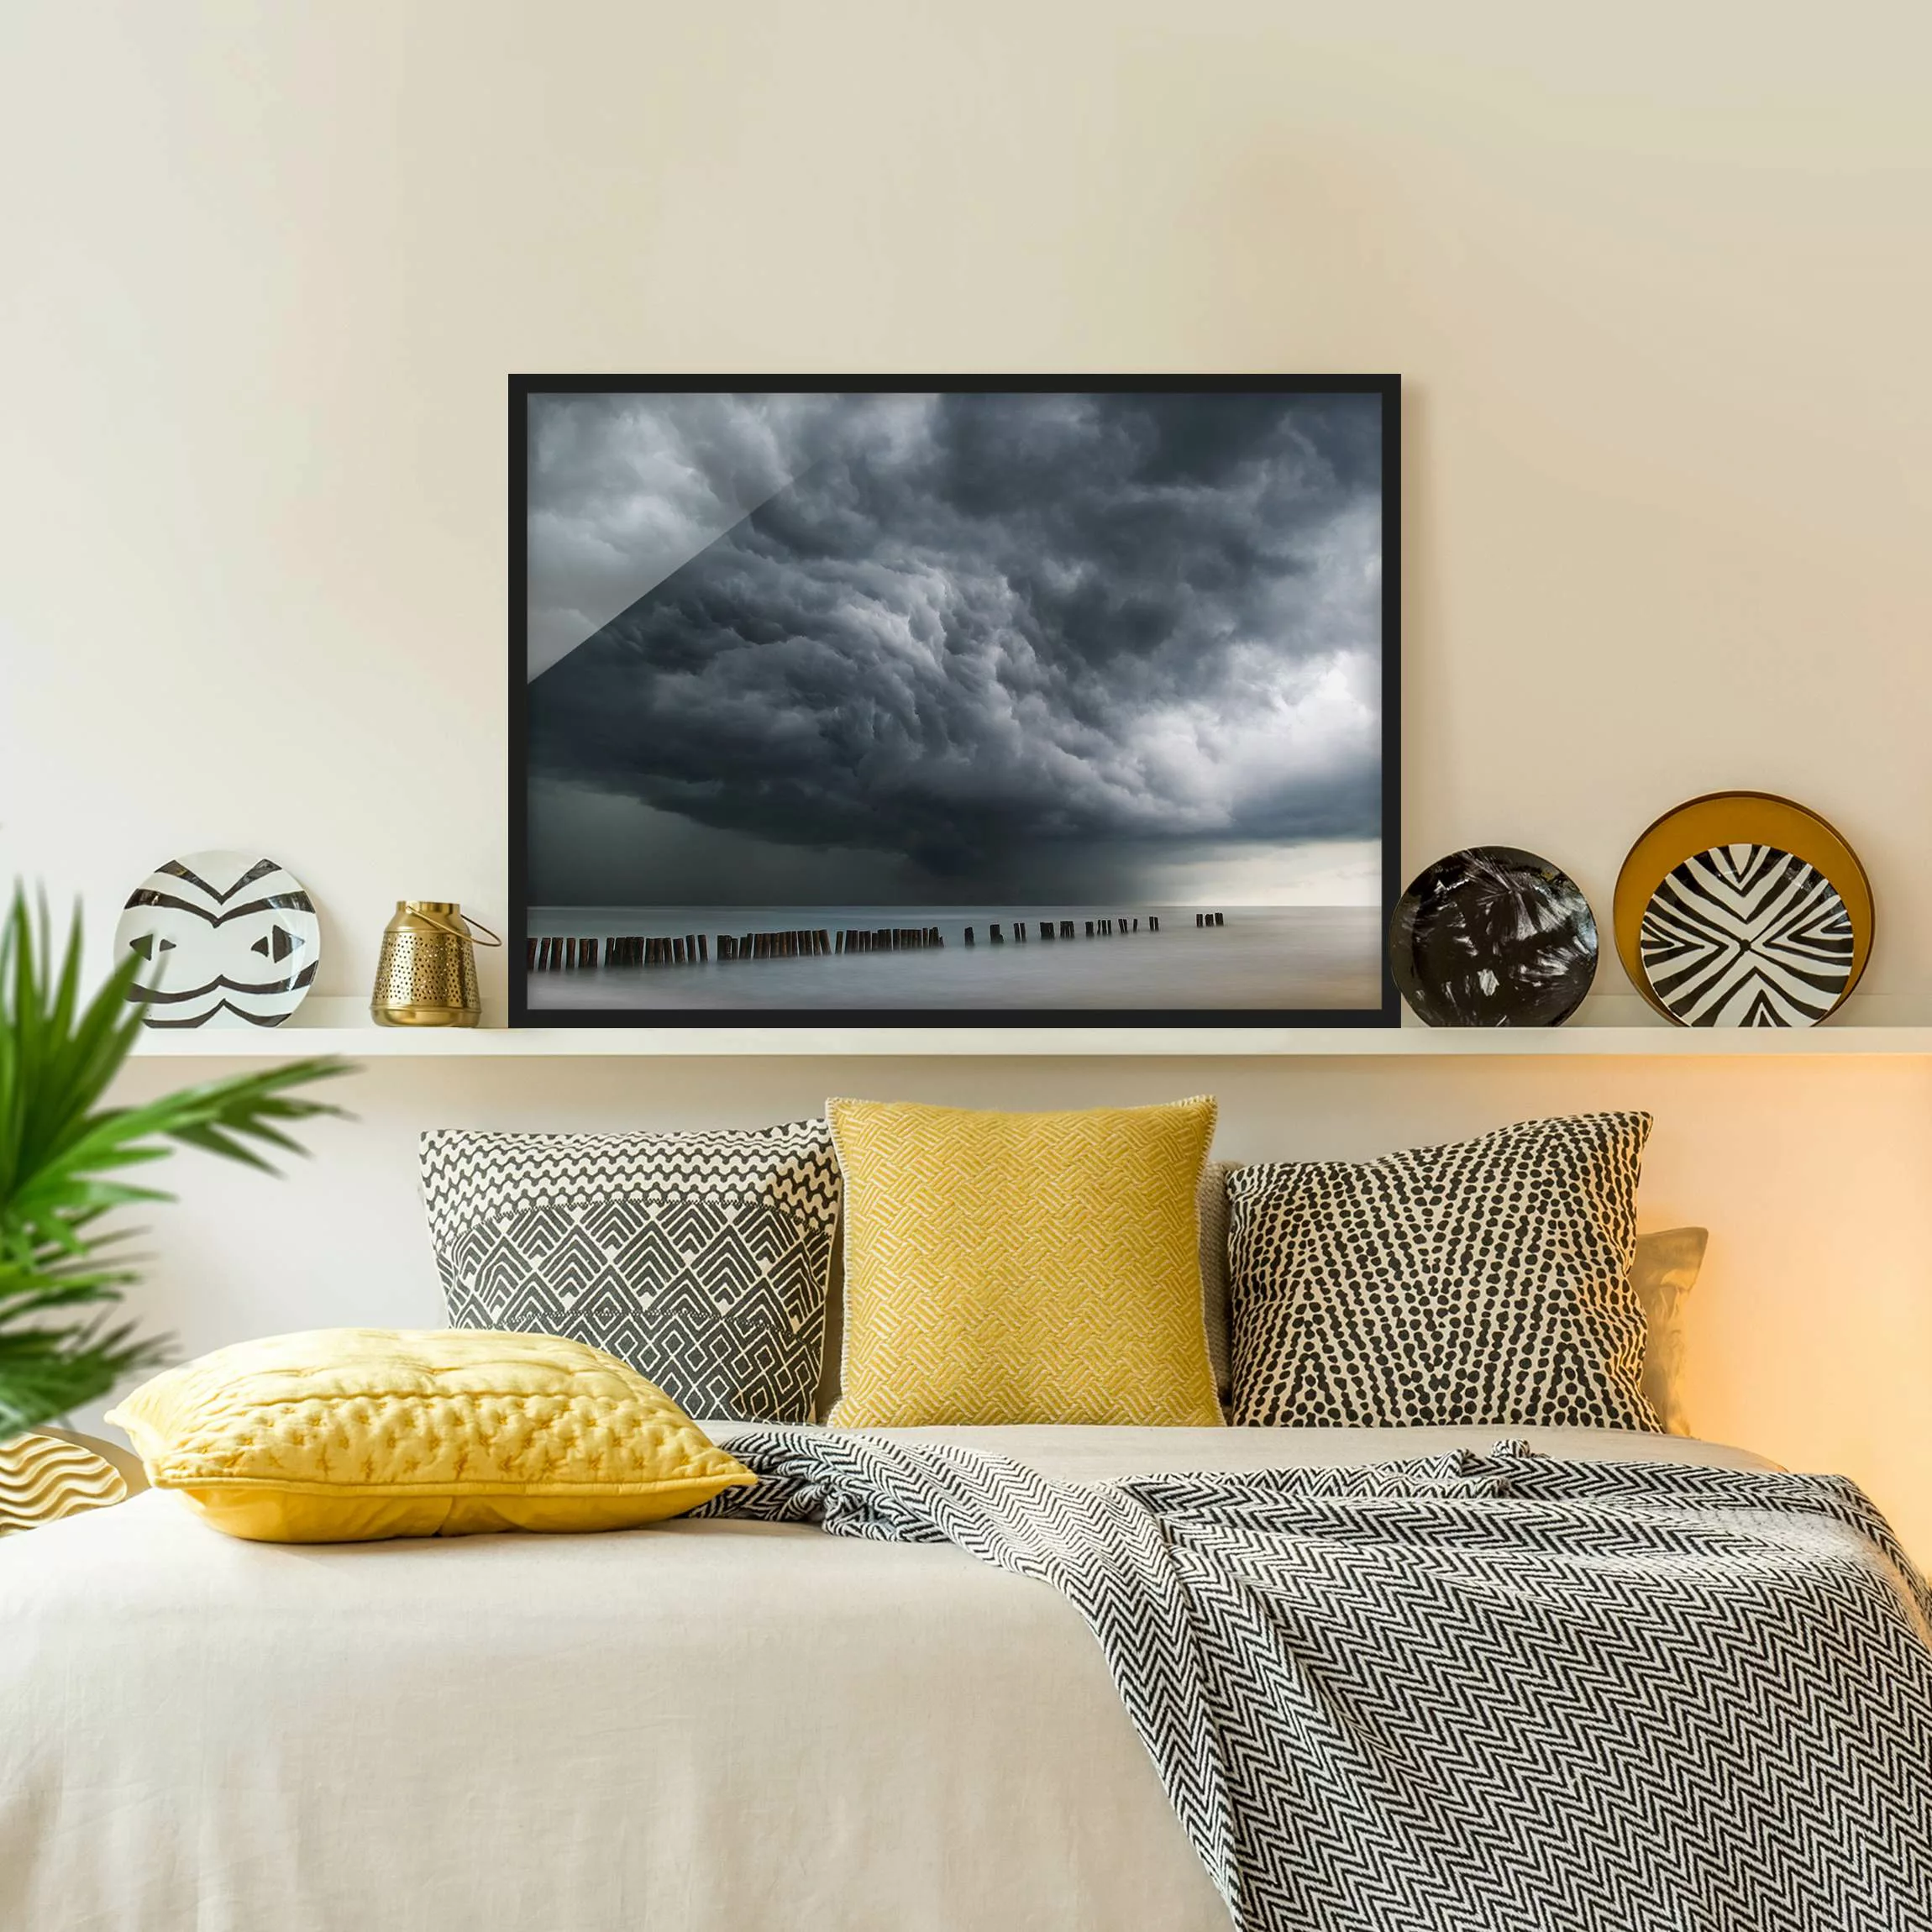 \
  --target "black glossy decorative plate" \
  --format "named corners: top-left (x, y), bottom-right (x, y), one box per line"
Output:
top-left (1389, 846), bottom-right (1599, 1027)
